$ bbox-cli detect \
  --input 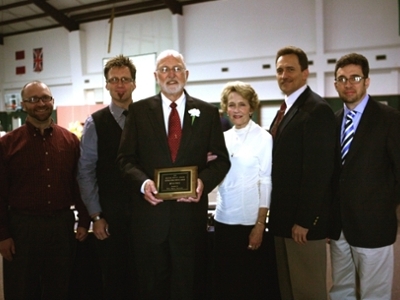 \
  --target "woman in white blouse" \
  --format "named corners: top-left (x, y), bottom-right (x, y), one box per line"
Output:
top-left (213, 81), bottom-right (273, 300)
